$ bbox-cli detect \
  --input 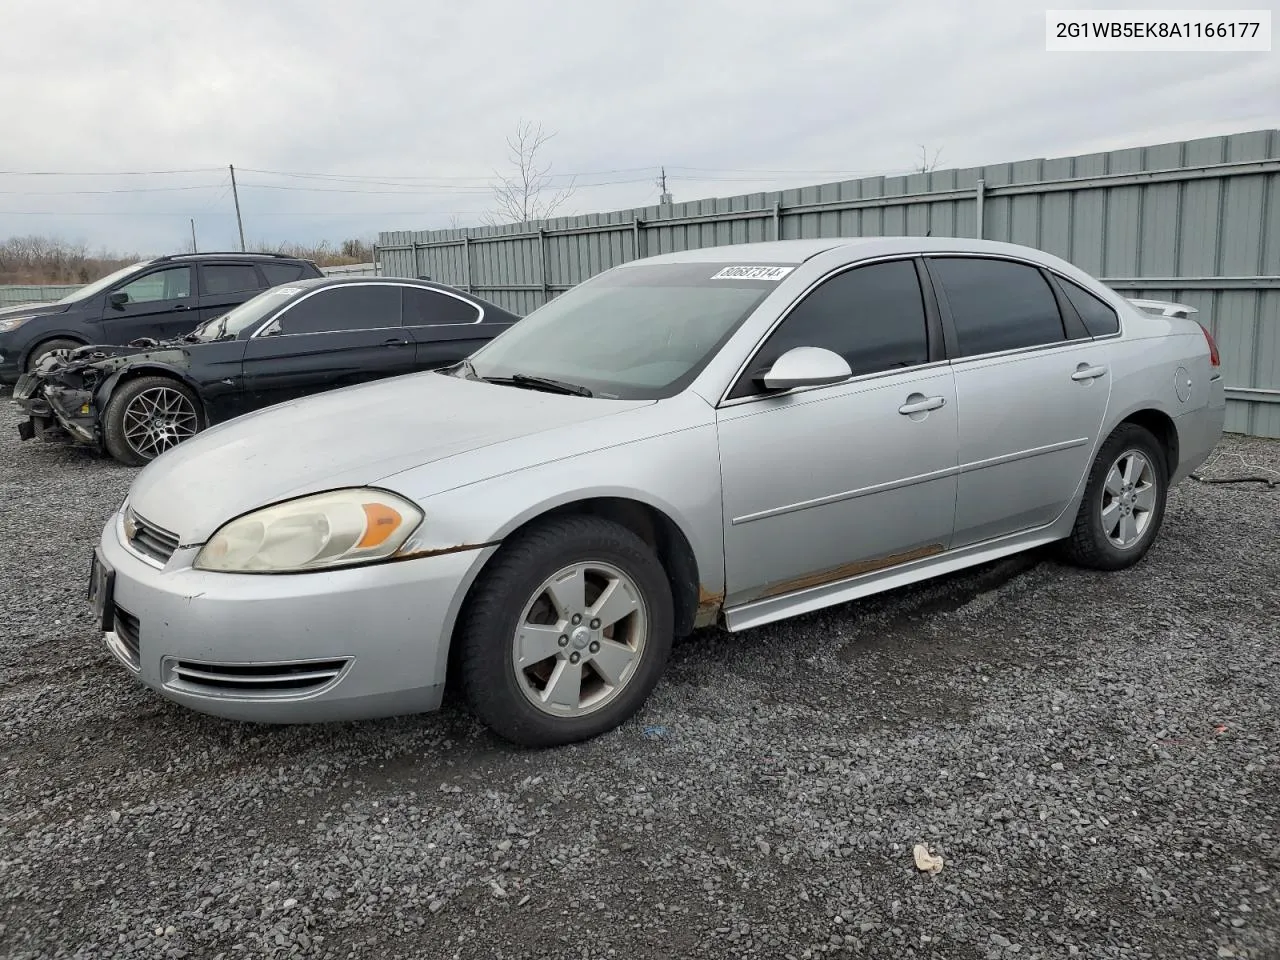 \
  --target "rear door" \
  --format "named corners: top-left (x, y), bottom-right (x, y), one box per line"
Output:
top-left (98, 265), bottom-right (196, 344)
top-left (241, 283), bottom-right (417, 410)
top-left (925, 255), bottom-right (1114, 548)
top-left (196, 262), bottom-right (266, 329)
top-left (401, 286), bottom-right (511, 369)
